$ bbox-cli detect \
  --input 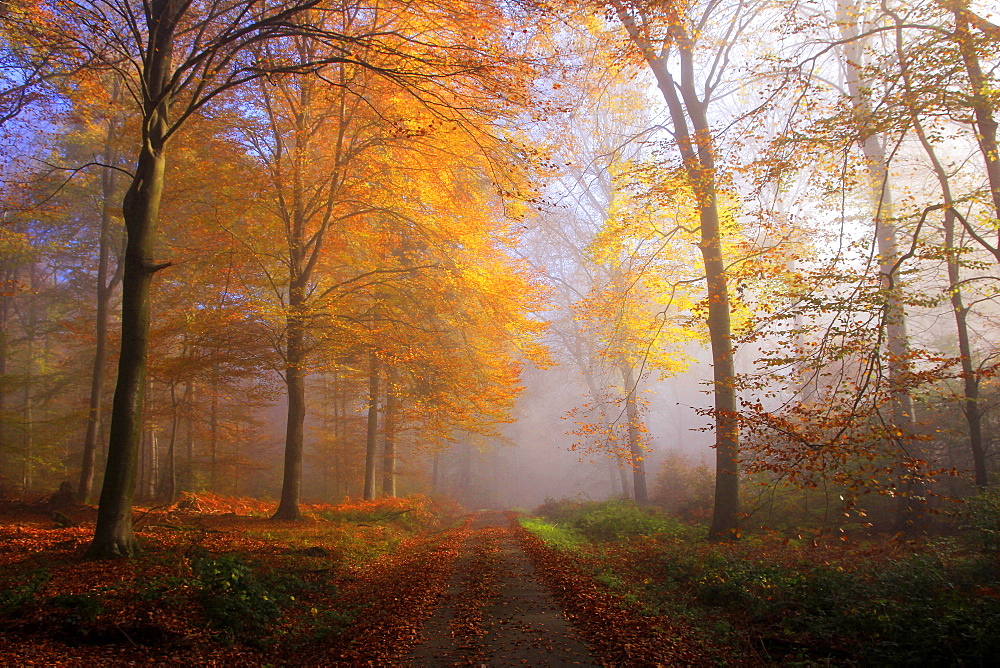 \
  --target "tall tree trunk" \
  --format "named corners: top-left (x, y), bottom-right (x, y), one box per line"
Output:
top-left (899, 45), bottom-right (988, 485)
top-left (87, 0), bottom-right (177, 558)
top-left (79, 130), bottom-right (123, 503)
top-left (611, 3), bottom-right (739, 537)
top-left (944, 209), bottom-right (987, 486)
top-left (838, 1), bottom-right (922, 531)
top-left (182, 380), bottom-right (194, 493)
top-left (274, 300), bottom-right (306, 520)
top-left (619, 456), bottom-right (633, 499)
top-left (838, 2), bottom-right (915, 433)
top-left (432, 451), bottom-right (440, 493)
top-left (0, 268), bottom-right (10, 459)
top-left (158, 381), bottom-right (178, 502)
top-left (381, 366), bottom-right (397, 497)
top-left (271, 72), bottom-right (319, 519)
top-left (21, 323), bottom-right (33, 496)
top-left (209, 375), bottom-right (219, 491)
top-left (233, 419), bottom-right (242, 496)
top-left (147, 425), bottom-right (159, 502)
top-left (620, 361), bottom-right (648, 504)
top-left (953, 5), bottom-right (1000, 234)
top-left (363, 351), bottom-right (380, 500)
